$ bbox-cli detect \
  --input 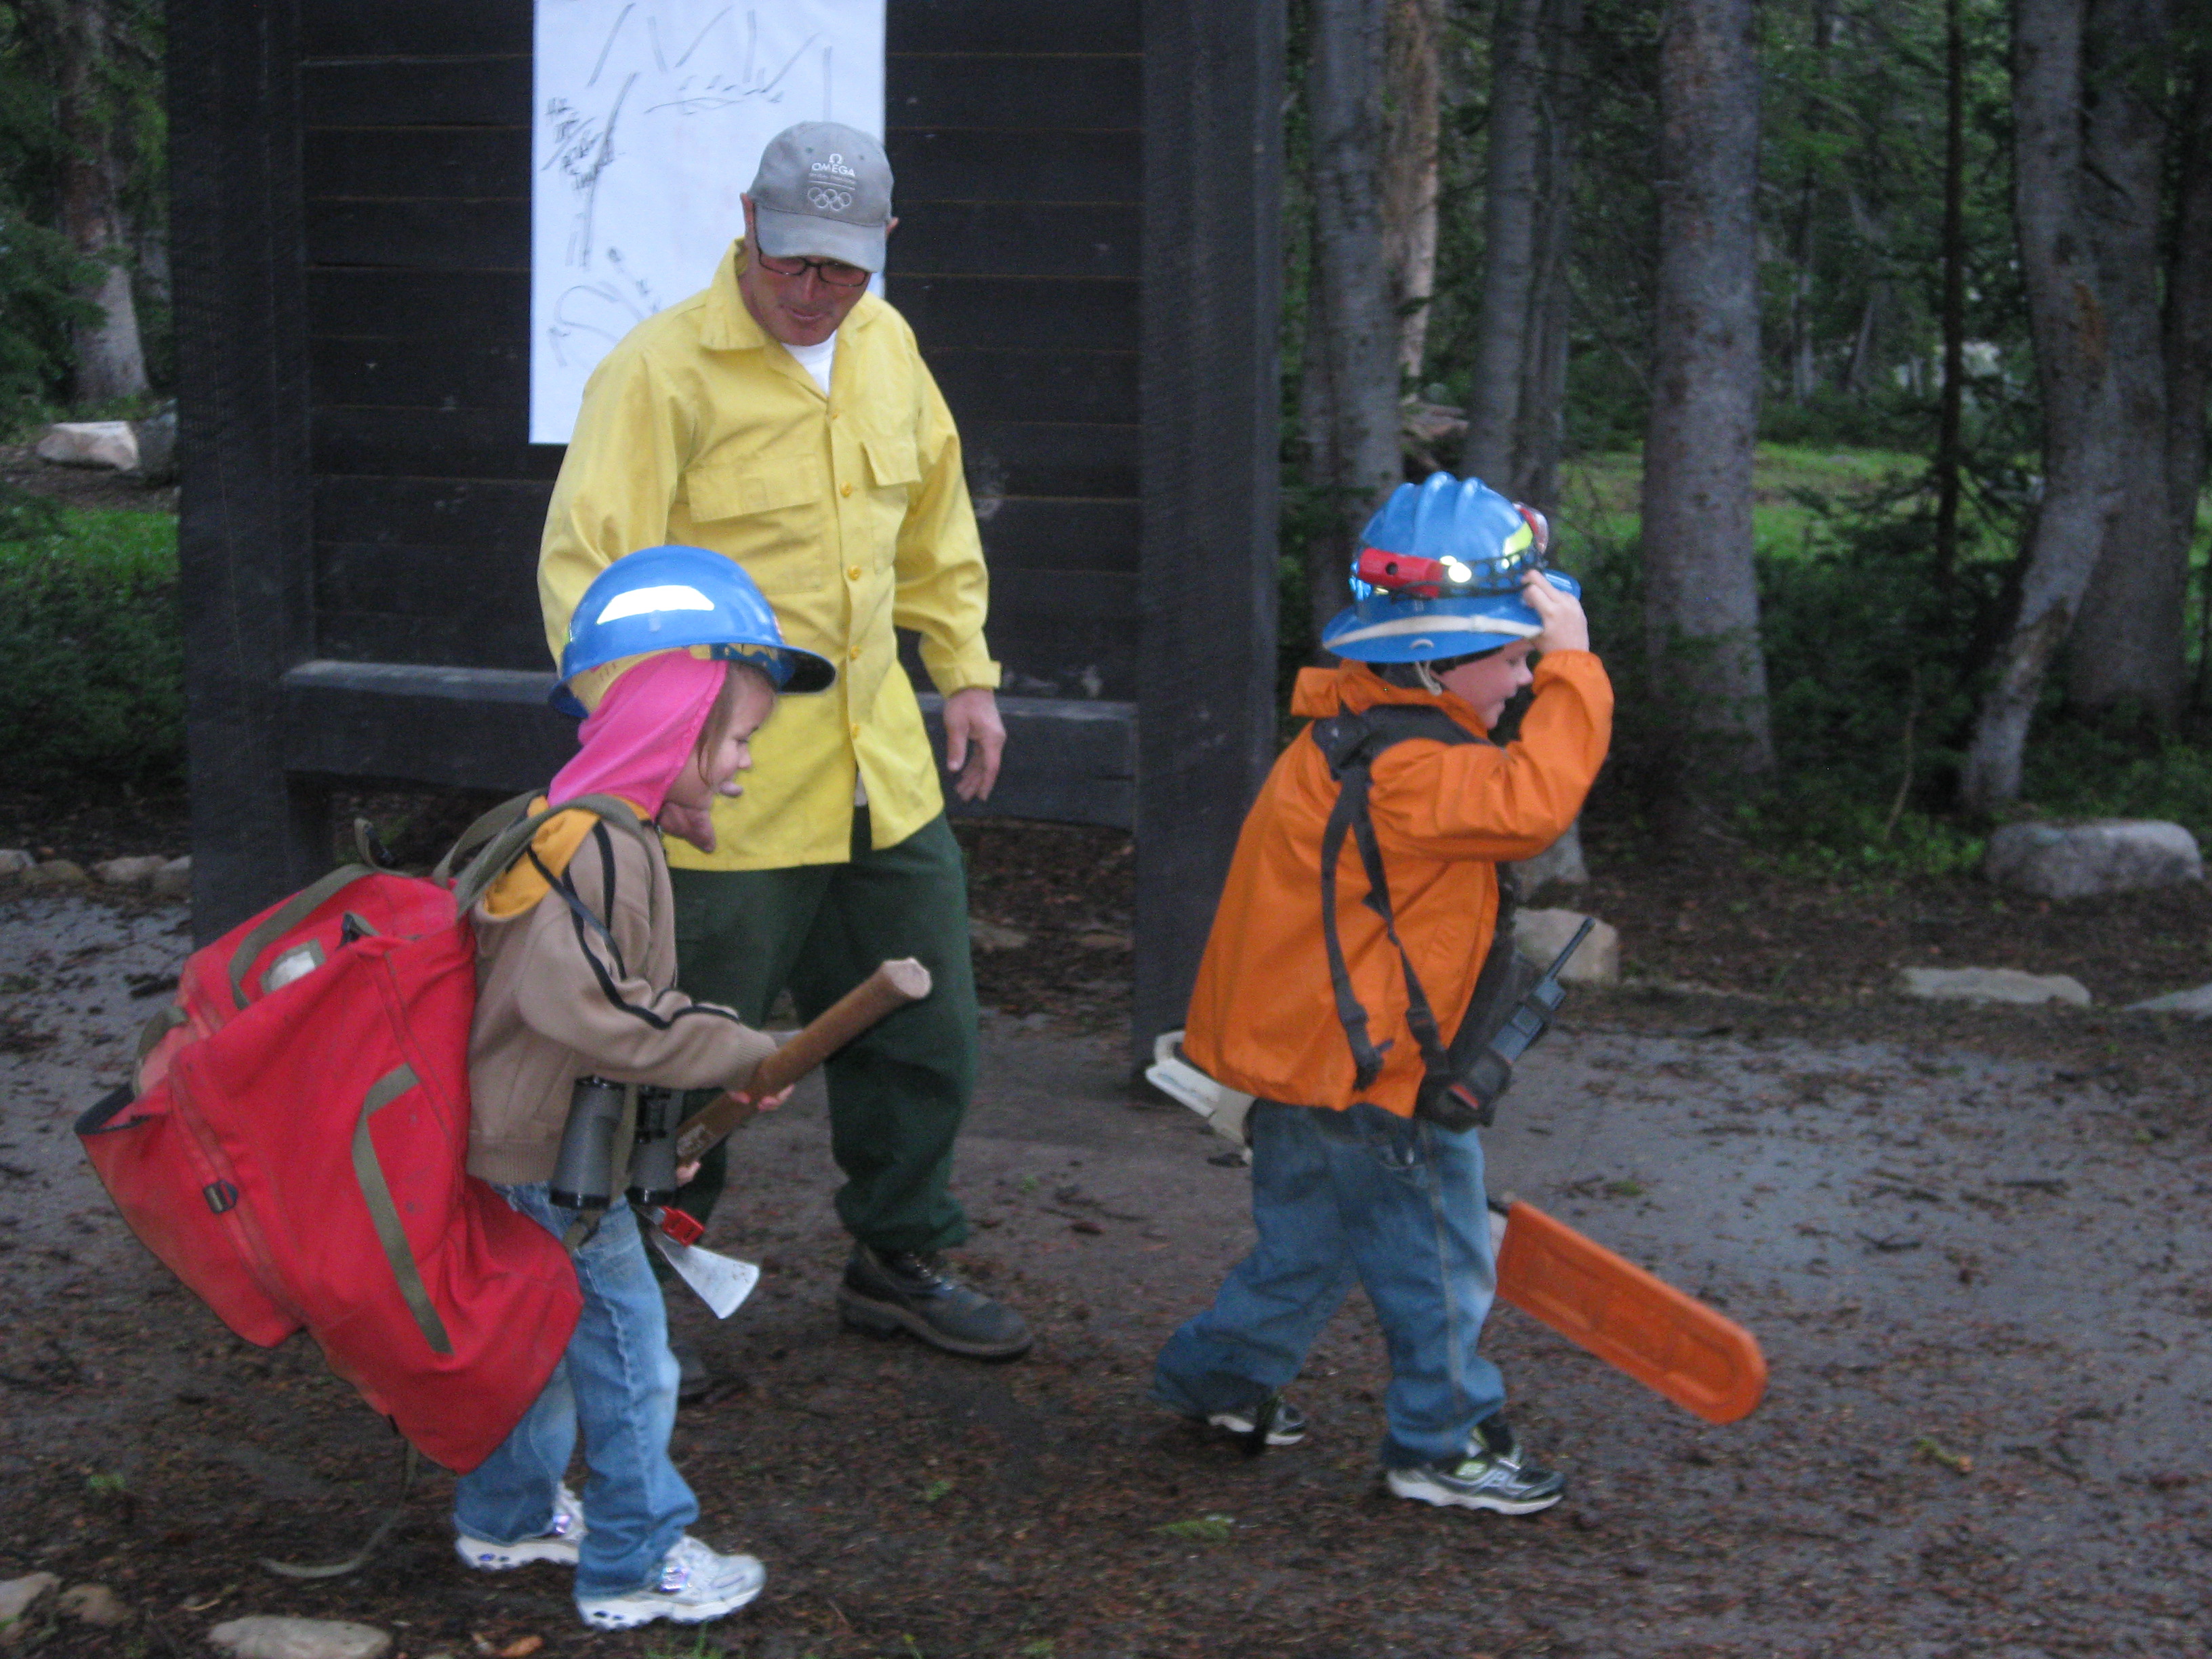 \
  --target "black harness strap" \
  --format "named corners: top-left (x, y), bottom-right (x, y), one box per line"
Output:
top-left (1311, 704), bottom-right (1485, 1096)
